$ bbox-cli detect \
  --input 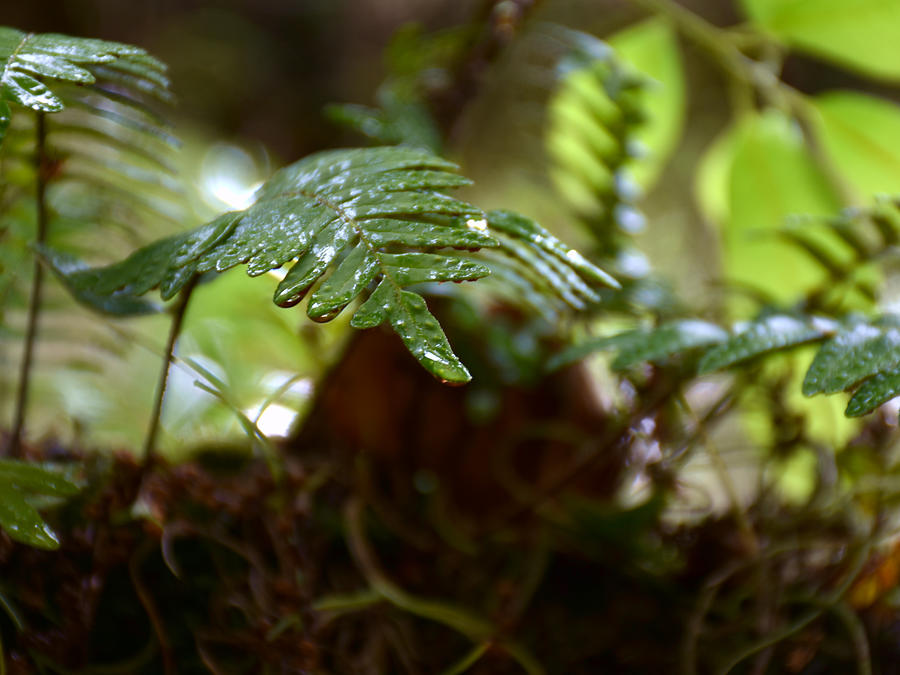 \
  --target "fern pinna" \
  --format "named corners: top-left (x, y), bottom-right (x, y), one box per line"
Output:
top-left (0, 459), bottom-right (80, 549)
top-left (43, 146), bottom-right (618, 384)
